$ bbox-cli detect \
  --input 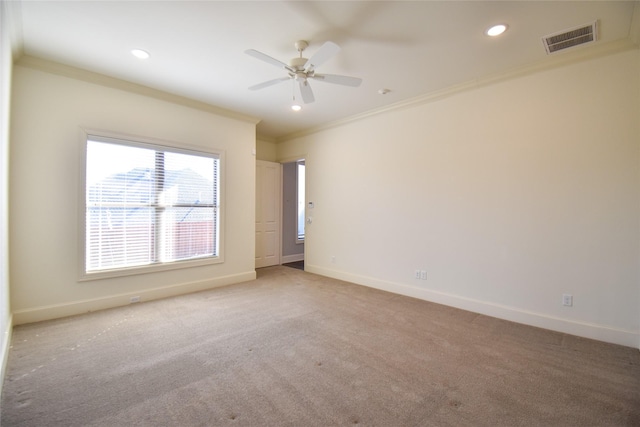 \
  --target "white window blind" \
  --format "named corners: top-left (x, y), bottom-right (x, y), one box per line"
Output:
top-left (85, 136), bottom-right (219, 274)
